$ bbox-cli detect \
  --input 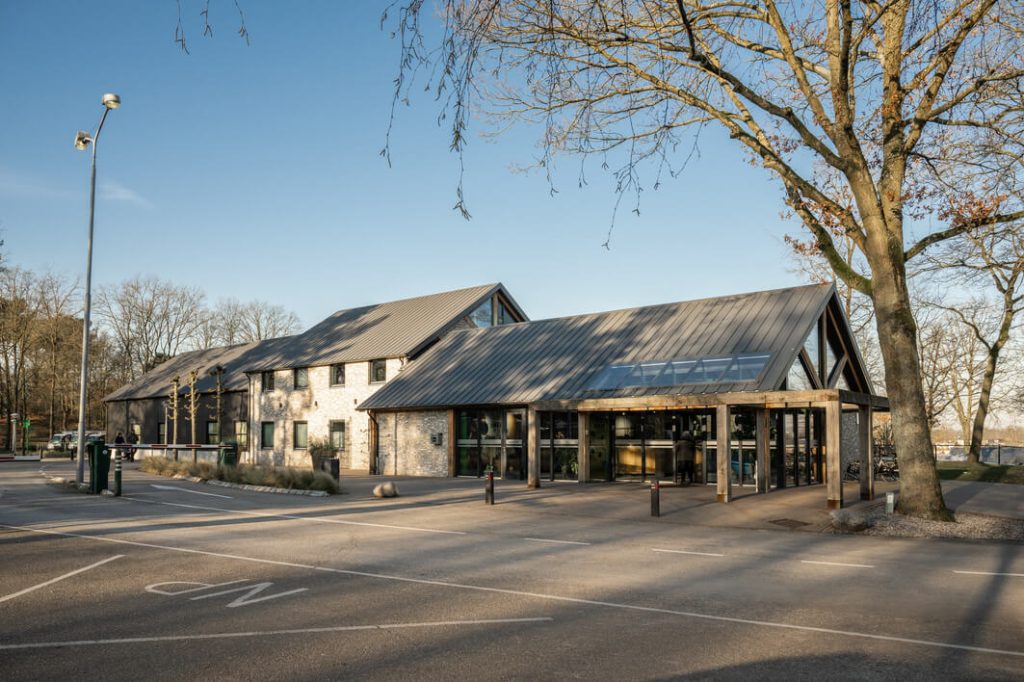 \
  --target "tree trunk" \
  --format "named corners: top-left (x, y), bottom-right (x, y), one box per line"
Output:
top-left (871, 262), bottom-right (952, 520)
